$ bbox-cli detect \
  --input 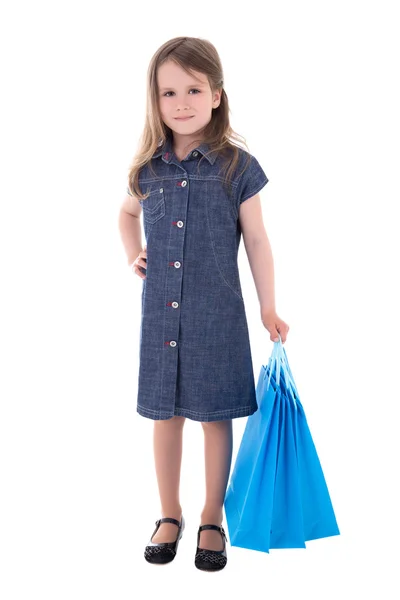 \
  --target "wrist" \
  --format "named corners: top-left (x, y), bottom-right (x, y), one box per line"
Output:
top-left (261, 306), bottom-right (276, 316)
